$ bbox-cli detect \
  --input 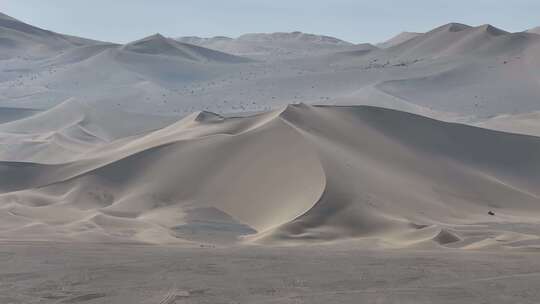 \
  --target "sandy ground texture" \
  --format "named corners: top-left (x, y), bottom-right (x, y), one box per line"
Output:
top-left (1, 242), bottom-right (540, 304)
